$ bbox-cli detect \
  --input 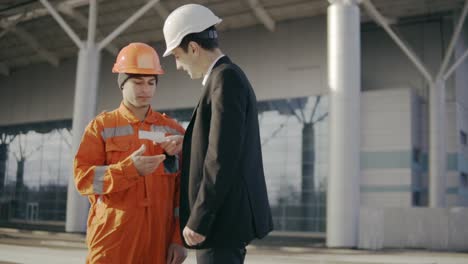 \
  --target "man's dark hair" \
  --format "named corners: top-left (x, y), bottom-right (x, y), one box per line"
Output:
top-left (179, 26), bottom-right (219, 53)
